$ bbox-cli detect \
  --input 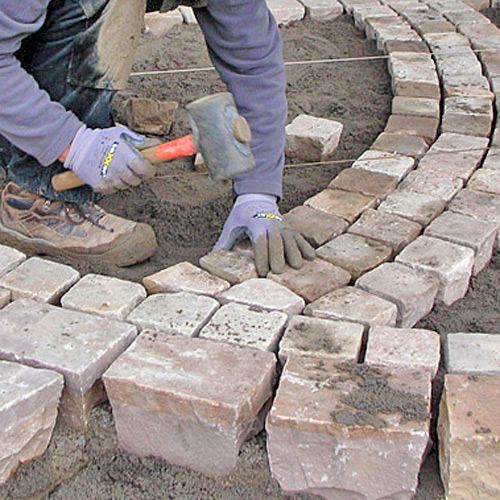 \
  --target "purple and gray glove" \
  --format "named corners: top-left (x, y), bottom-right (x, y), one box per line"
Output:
top-left (213, 194), bottom-right (315, 277)
top-left (63, 125), bottom-right (157, 195)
